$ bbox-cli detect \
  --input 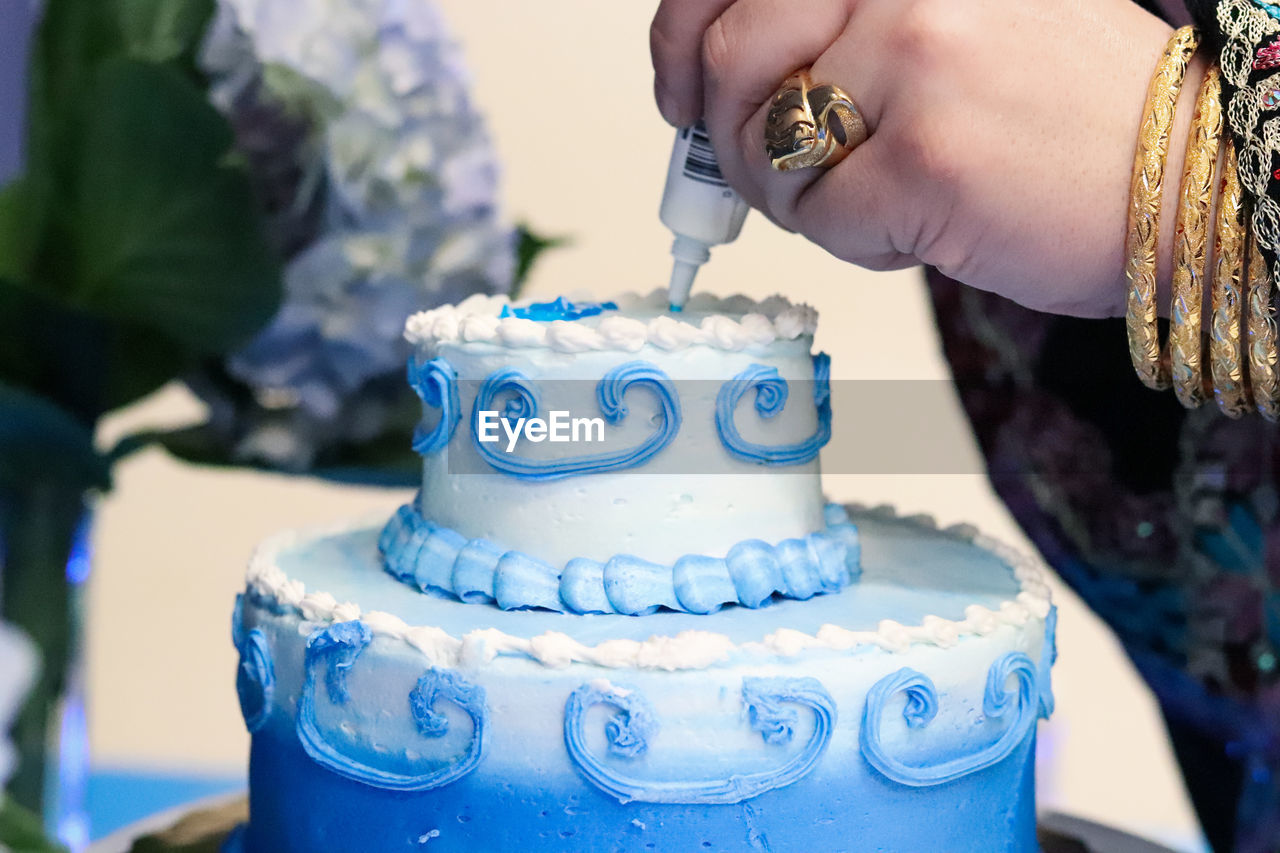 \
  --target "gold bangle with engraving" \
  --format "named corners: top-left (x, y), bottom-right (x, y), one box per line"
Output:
top-left (1169, 63), bottom-right (1222, 408)
top-left (1246, 229), bottom-right (1280, 420)
top-left (1126, 26), bottom-right (1200, 391)
top-left (1209, 138), bottom-right (1252, 418)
